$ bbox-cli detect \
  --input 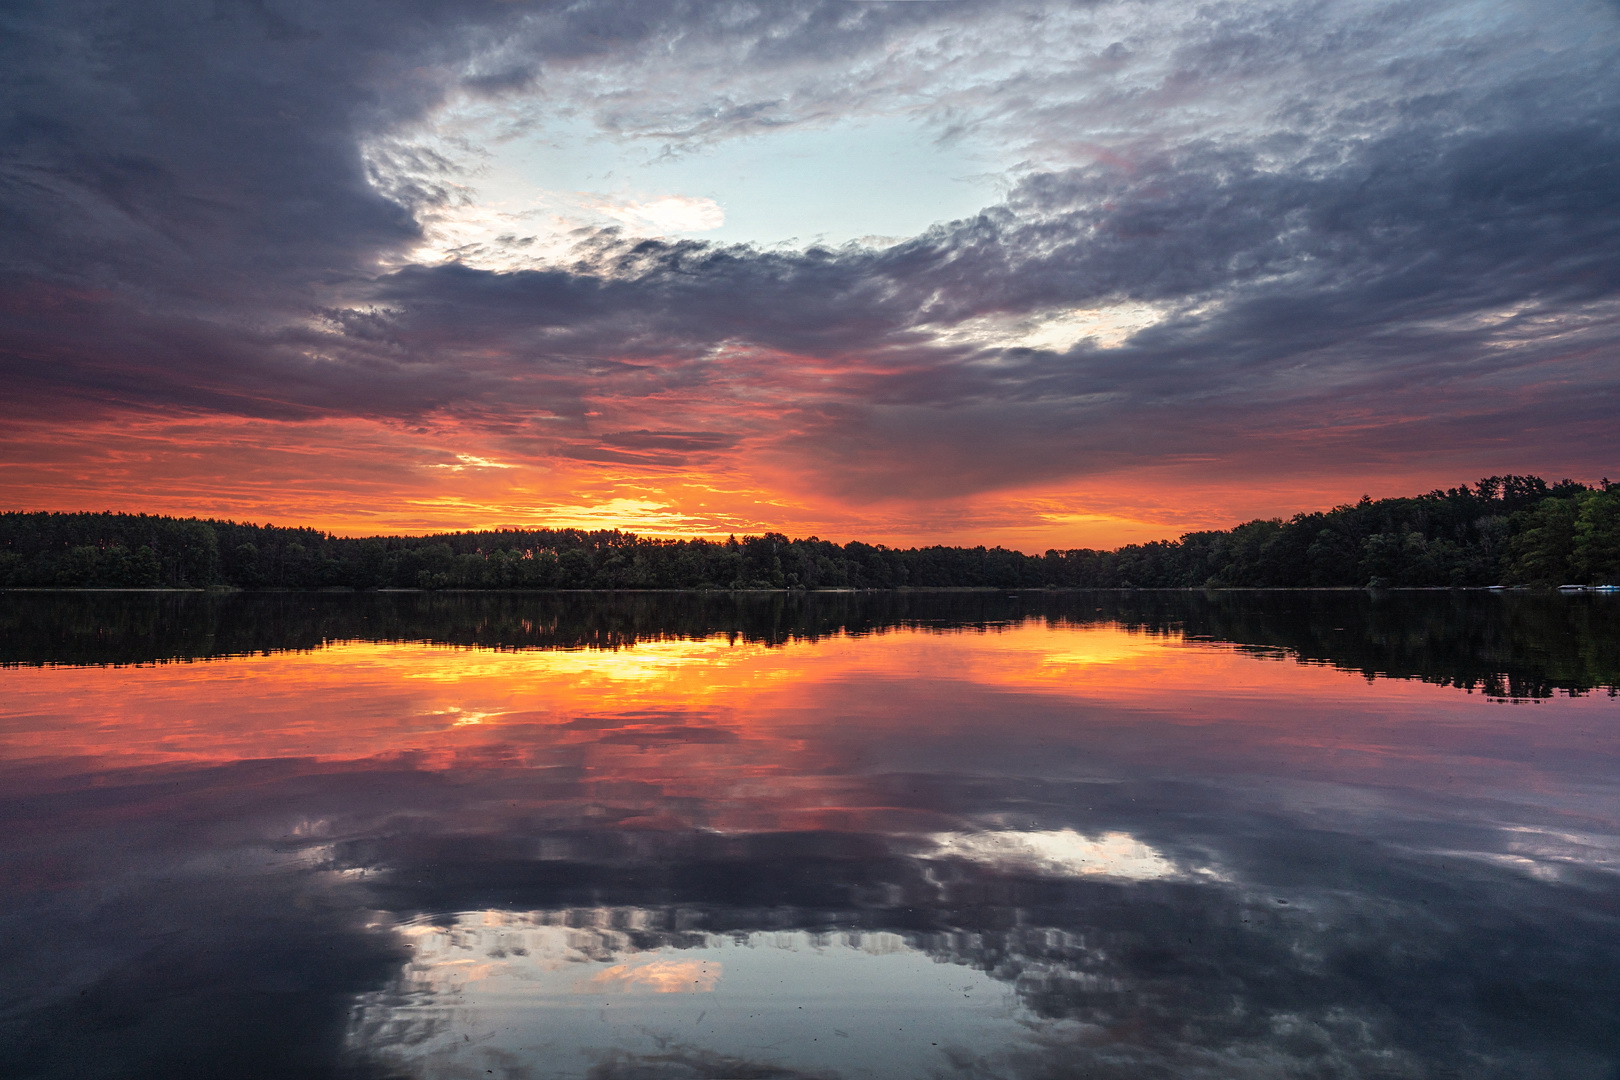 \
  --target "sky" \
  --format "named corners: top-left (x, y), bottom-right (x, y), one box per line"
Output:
top-left (2, 0), bottom-right (1618, 549)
